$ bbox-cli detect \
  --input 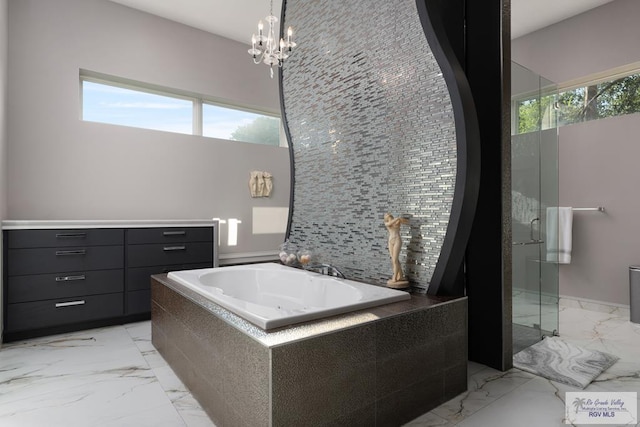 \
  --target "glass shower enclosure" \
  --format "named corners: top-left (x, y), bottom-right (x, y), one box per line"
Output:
top-left (511, 62), bottom-right (560, 354)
